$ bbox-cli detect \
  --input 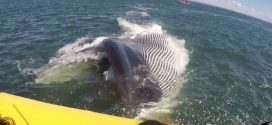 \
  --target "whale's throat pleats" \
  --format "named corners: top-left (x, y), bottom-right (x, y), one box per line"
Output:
top-left (102, 34), bottom-right (182, 103)
top-left (127, 34), bottom-right (181, 97)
